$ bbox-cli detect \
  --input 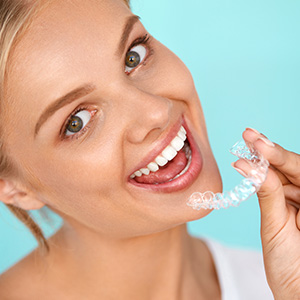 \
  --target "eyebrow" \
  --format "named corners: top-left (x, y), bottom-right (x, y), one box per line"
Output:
top-left (116, 14), bottom-right (141, 57)
top-left (34, 84), bottom-right (96, 137)
top-left (34, 14), bottom-right (141, 137)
